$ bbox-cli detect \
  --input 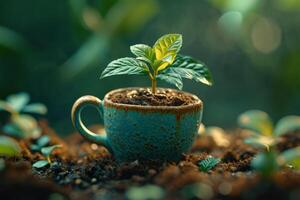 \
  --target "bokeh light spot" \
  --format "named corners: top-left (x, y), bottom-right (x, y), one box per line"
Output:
top-left (218, 11), bottom-right (243, 36)
top-left (251, 17), bottom-right (282, 54)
